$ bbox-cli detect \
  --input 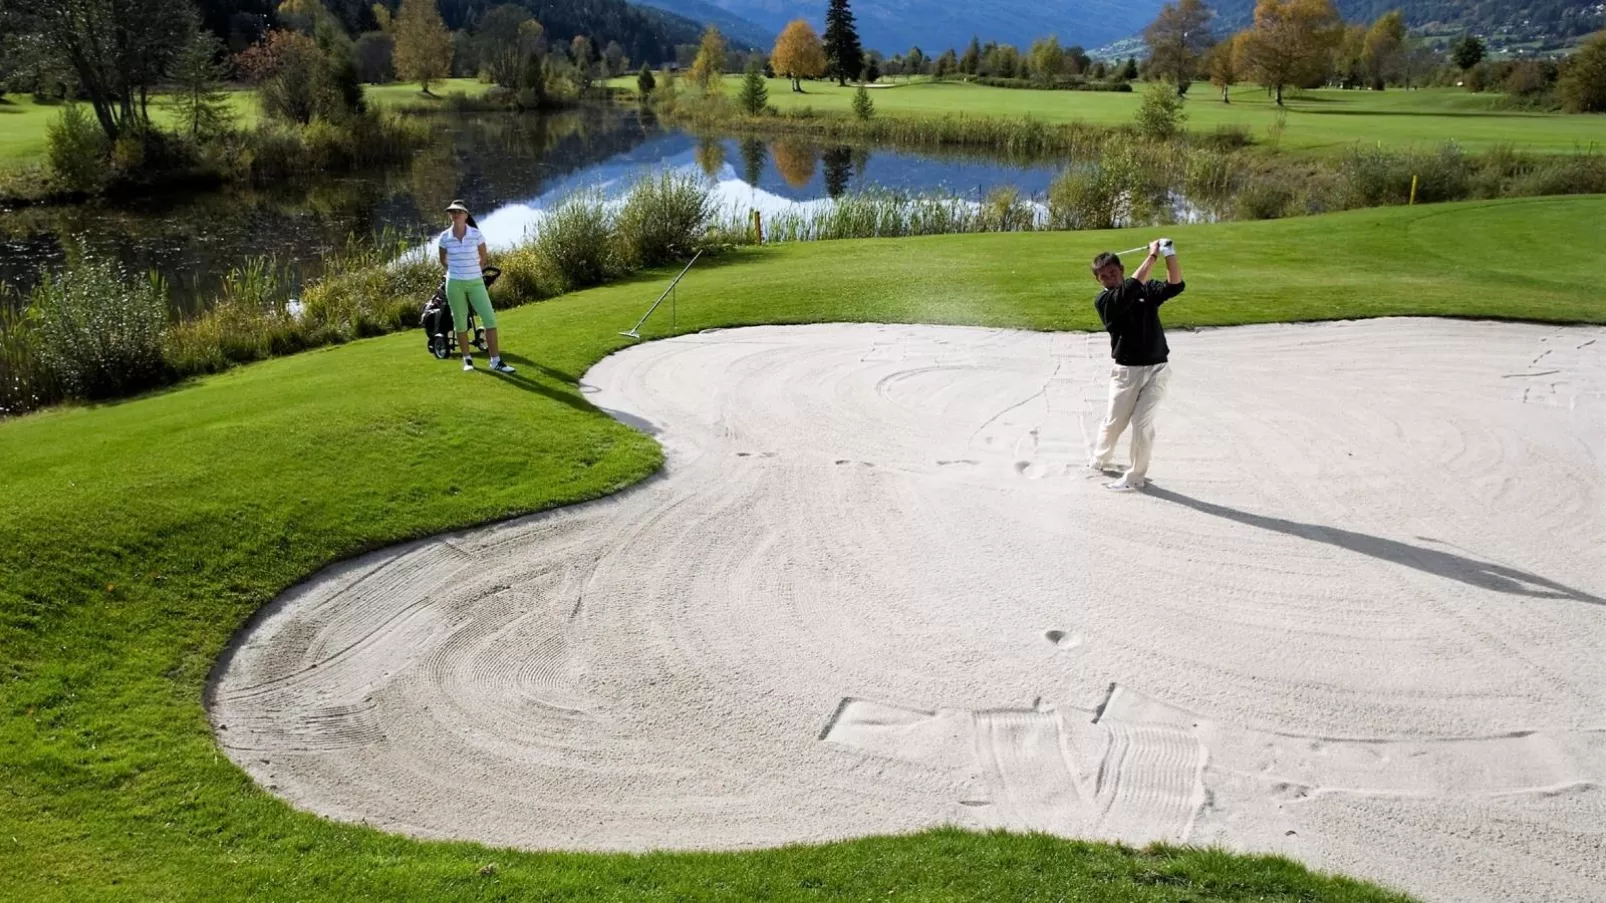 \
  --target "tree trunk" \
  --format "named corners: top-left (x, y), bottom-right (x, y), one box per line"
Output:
top-left (1275, 83), bottom-right (1284, 106)
top-left (1222, 84), bottom-right (1230, 103)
